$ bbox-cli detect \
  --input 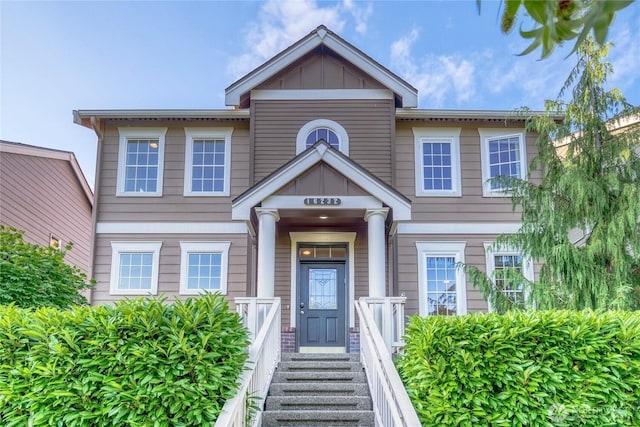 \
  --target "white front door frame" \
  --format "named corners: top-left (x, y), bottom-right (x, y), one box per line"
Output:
top-left (289, 232), bottom-right (357, 329)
